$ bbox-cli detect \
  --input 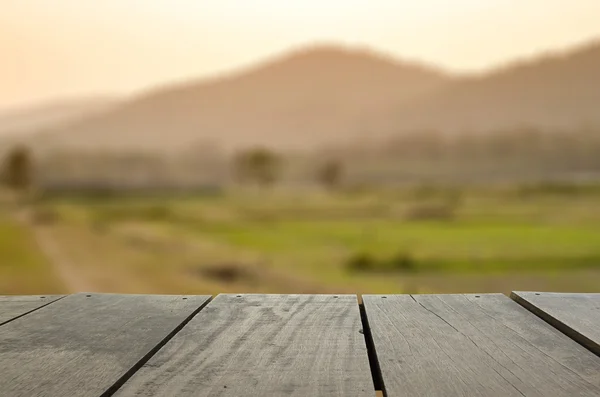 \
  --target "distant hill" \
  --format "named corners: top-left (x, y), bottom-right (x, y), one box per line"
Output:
top-left (12, 40), bottom-right (600, 153)
top-left (381, 41), bottom-right (600, 133)
top-left (28, 45), bottom-right (450, 152)
top-left (0, 97), bottom-right (118, 137)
